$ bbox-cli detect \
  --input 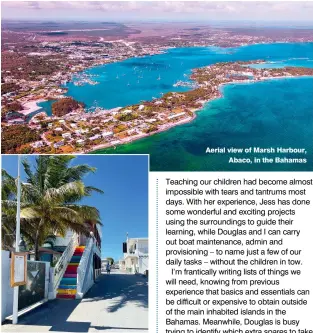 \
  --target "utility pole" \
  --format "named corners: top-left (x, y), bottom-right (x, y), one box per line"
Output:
top-left (12, 155), bottom-right (21, 324)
